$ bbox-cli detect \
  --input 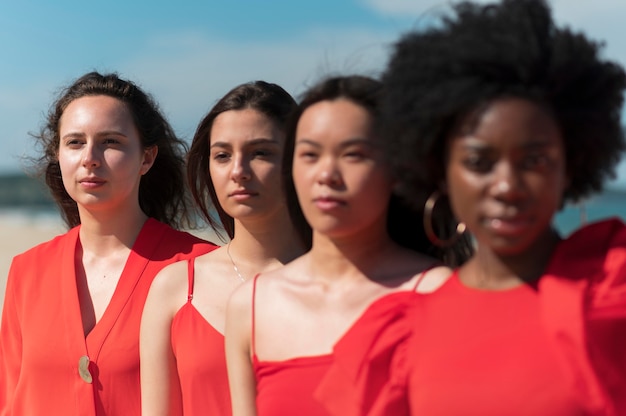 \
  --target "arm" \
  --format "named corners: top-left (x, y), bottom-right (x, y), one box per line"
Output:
top-left (225, 281), bottom-right (257, 416)
top-left (140, 262), bottom-right (186, 416)
top-left (0, 258), bottom-right (23, 416)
